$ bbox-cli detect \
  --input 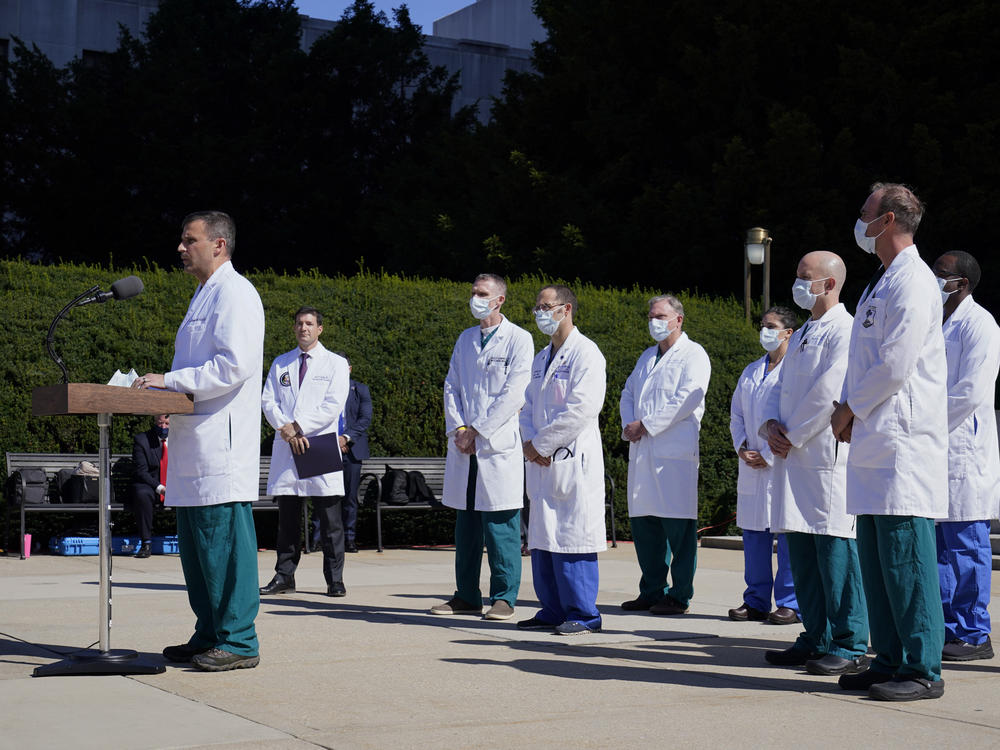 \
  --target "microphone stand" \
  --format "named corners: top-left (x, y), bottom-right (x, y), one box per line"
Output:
top-left (45, 285), bottom-right (100, 384)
